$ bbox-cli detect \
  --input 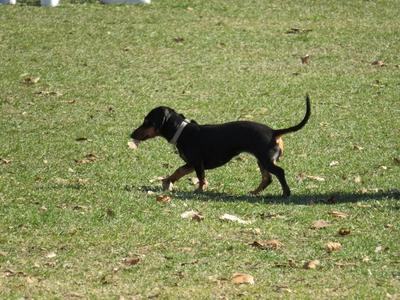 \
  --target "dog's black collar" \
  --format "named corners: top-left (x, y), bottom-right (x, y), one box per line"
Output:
top-left (169, 119), bottom-right (190, 145)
